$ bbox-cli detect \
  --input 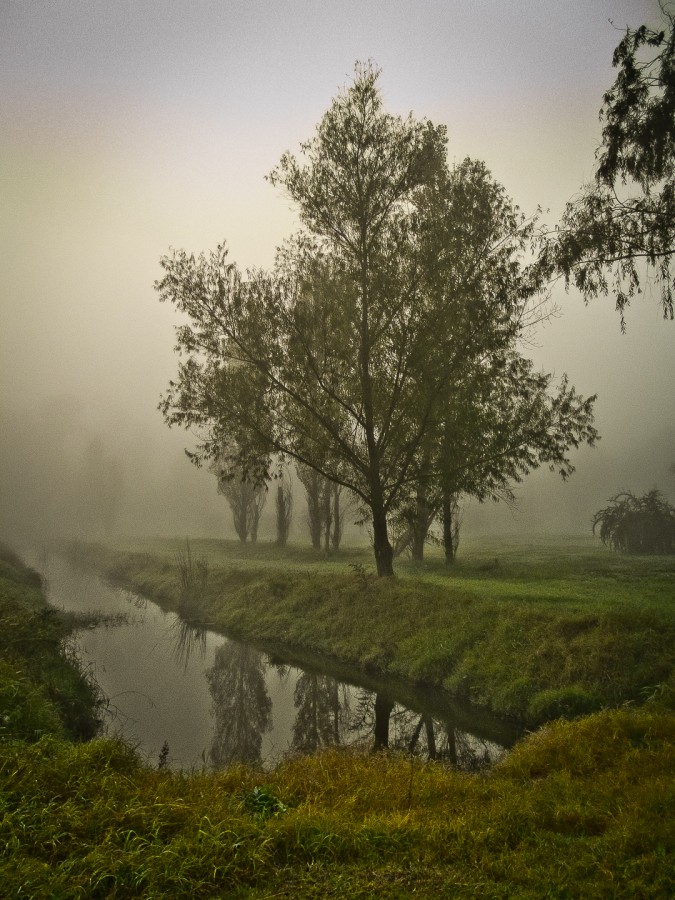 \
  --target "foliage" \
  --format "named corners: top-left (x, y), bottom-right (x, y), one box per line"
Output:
top-left (1, 708), bottom-right (673, 897)
top-left (592, 488), bottom-right (675, 554)
top-left (157, 64), bottom-right (597, 576)
top-left (545, 10), bottom-right (675, 325)
top-left (392, 342), bottom-right (599, 562)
